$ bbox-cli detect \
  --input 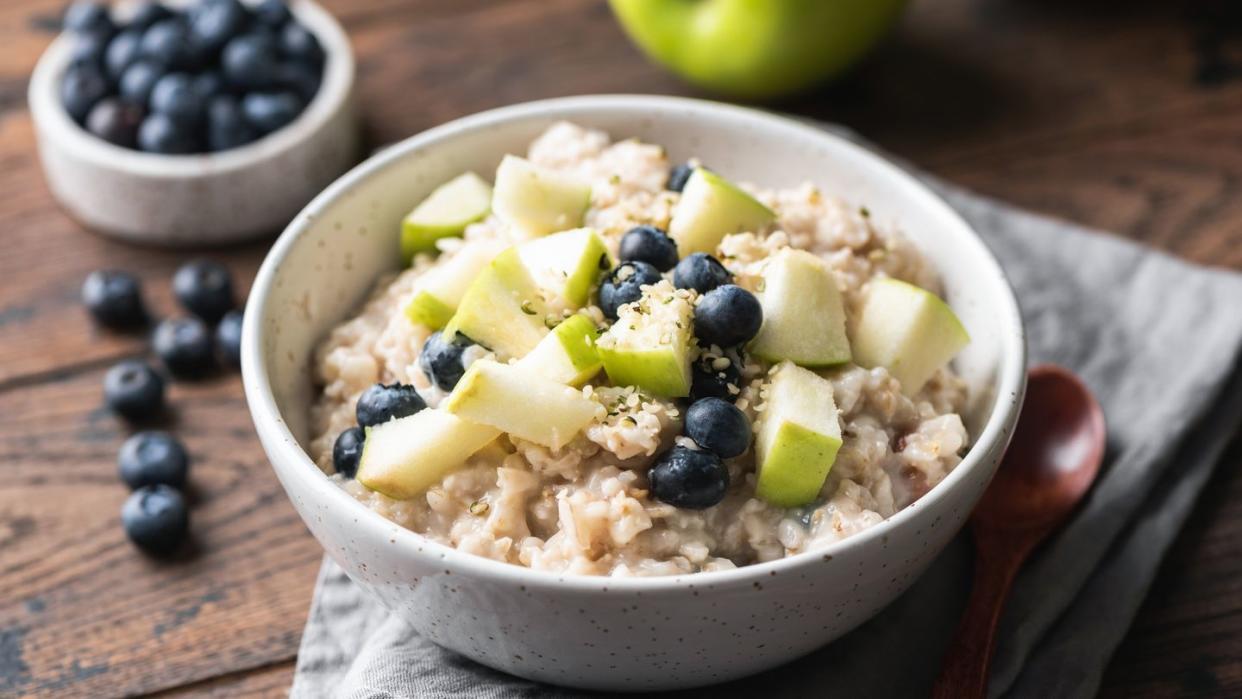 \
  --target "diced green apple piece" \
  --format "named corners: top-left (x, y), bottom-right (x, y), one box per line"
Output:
top-left (492, 155), bottom-right (592, 239)
top-left (852, 278), bottom-right (970, 394)
top-left (518, 227), bottom-right (612, 308)
top-left (443, 247), bottom-right (550, 360)
top-left (357, 409), bottom-right (501, 500)
top-left (749, 248), bottom-right (851, 367)
top-left (400, 172), bottom-right (494, 262)
top-left (443, 359), bottom-right (601, 449)
top-left (668, 168), bottom-right (775, 255)
top-left (404, 239), bottom-right (506, 329)
top-left (596, 283), bottom-right (694, 397)
top-left (515, 314), bottom-right (603, 387)
top-left (755, 361), bottom-right (843, 508)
